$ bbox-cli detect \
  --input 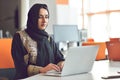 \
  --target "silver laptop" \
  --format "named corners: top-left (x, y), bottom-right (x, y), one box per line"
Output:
top-left (44, 45), bottom-right (99, 77)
